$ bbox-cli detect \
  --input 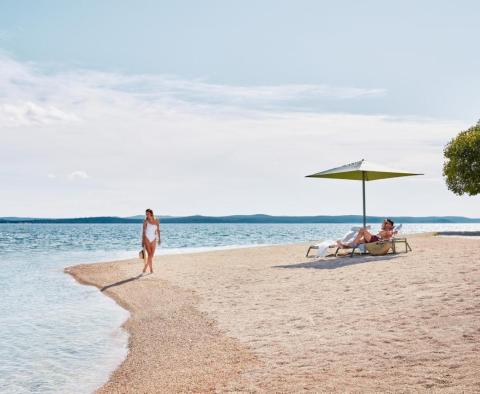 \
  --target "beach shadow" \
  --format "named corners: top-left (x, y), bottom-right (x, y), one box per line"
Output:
top-left (101, 274), bottom-right (144, 292)
top-left (437, 231), bottom-right (480, 237)
top-left (274, 254), bottom-right (403, 270)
